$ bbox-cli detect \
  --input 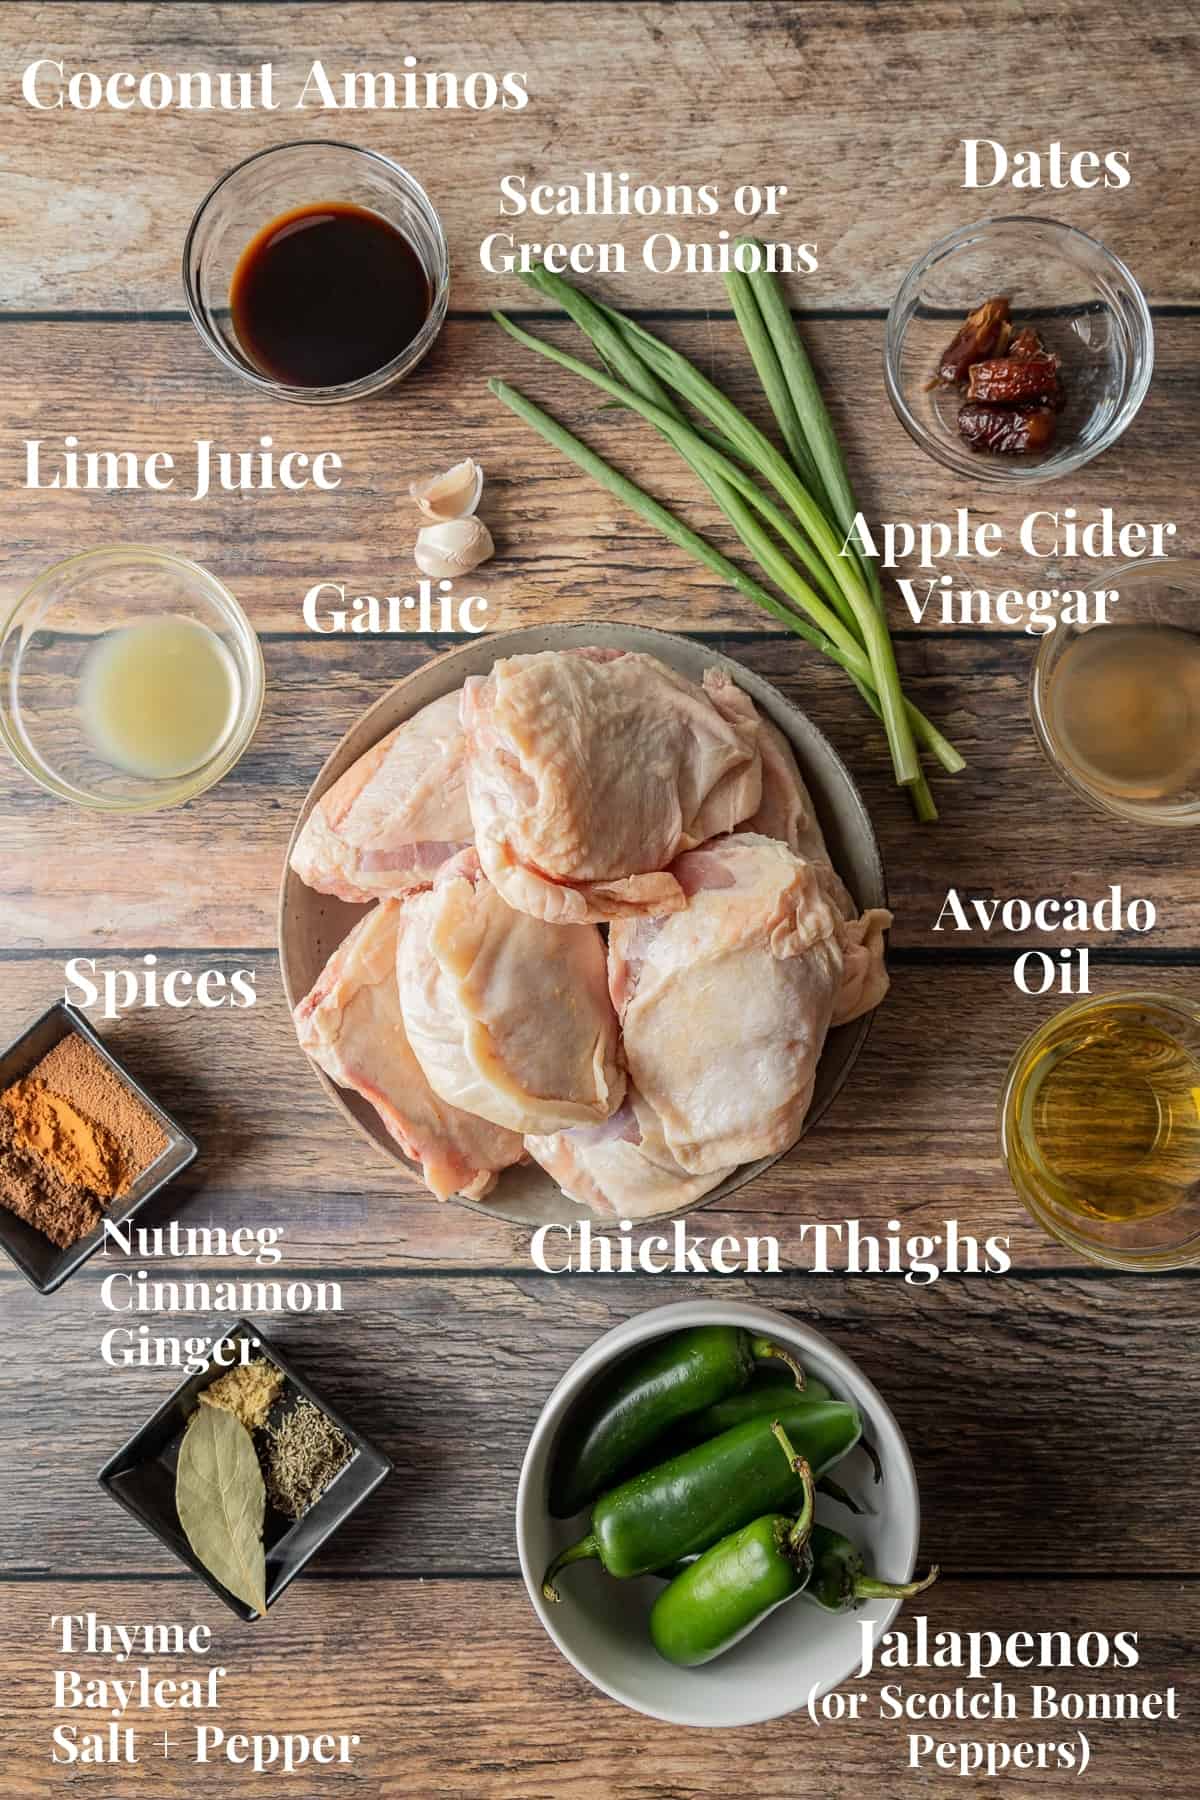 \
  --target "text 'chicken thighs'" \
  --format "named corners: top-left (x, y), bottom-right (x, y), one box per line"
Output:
top-left (609, 834), bottom-right (889, 1174)
top-left (397, 849), bottom-right (625, 1136)
top-left (290, 689), bottom-right (472, 903)
top-left (462, 648), bottom-right (763, 923)
top-left (293, 901), bottom-right (523, 1201)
